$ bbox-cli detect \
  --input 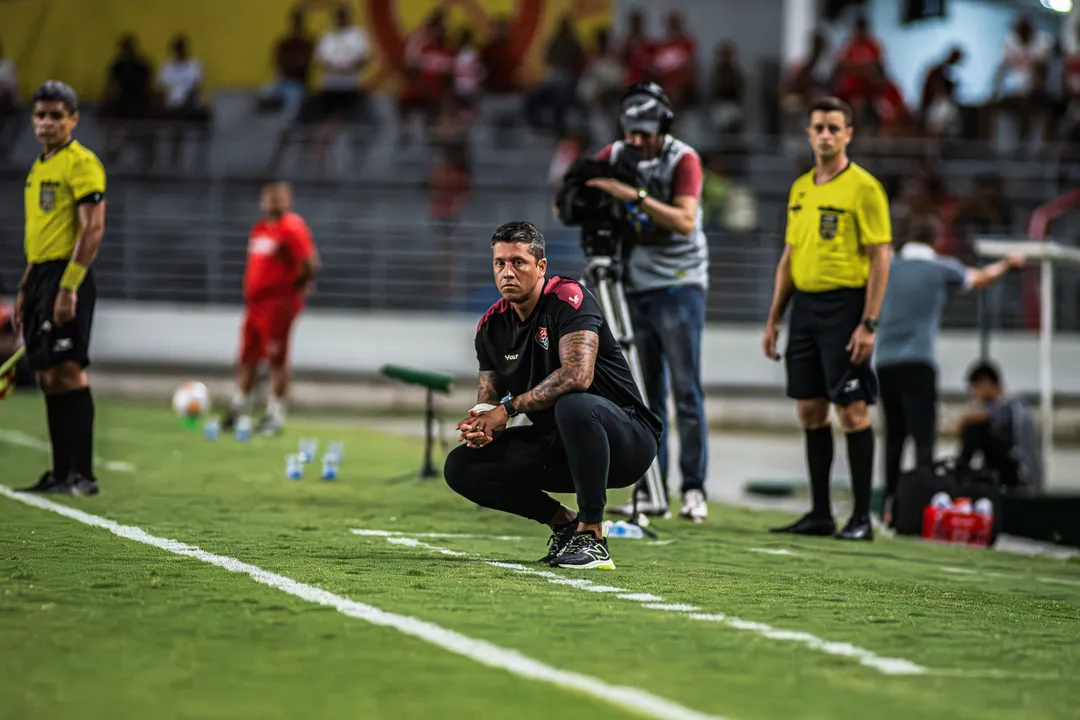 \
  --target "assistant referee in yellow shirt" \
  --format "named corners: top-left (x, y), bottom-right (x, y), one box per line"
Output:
top-left (761, 97), bottom-right (891, 541)
top-left (14, 81), bottom-right (107, 496)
